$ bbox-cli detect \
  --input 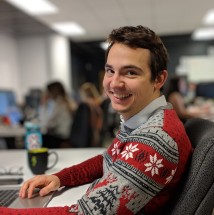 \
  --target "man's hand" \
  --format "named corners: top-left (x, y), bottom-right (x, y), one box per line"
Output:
top-left (19, 175), bottom-right (60, 198)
